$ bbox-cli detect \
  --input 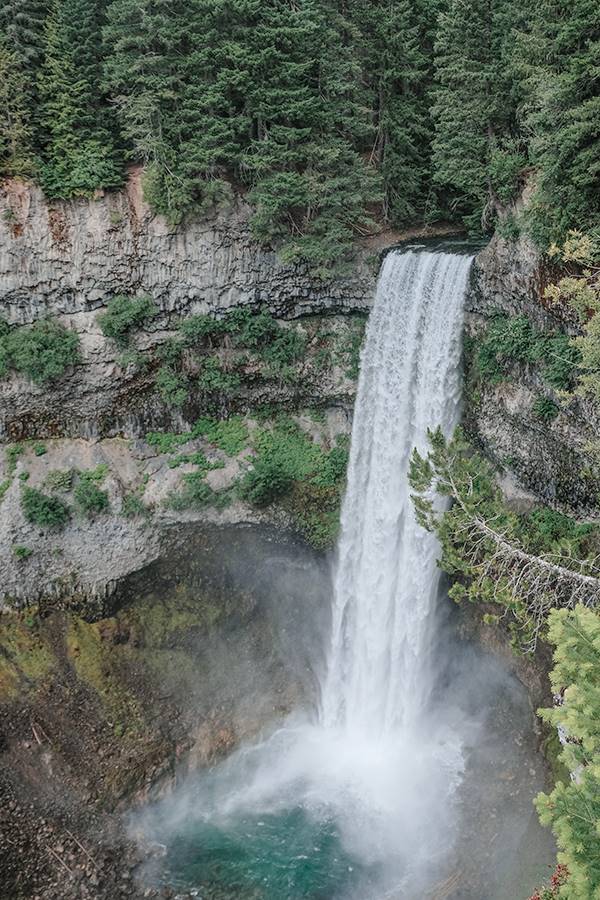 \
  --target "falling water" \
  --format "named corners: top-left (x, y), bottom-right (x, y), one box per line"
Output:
top-left (321, 248), bottom-right (473, 735)
top-left (142, 247), bottom-right (535, 899)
